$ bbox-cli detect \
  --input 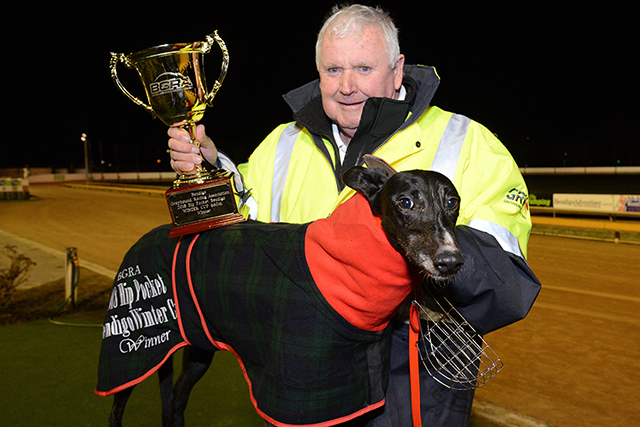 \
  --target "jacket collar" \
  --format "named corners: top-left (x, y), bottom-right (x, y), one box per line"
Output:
top-left (282, 64), bottom-right (441, 138)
